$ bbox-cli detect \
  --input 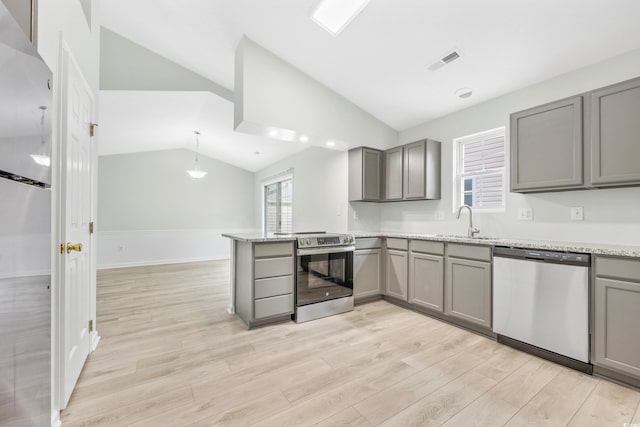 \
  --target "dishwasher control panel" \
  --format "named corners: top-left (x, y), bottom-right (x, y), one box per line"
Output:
top-left (493, 247), bottom-right (590, 266)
